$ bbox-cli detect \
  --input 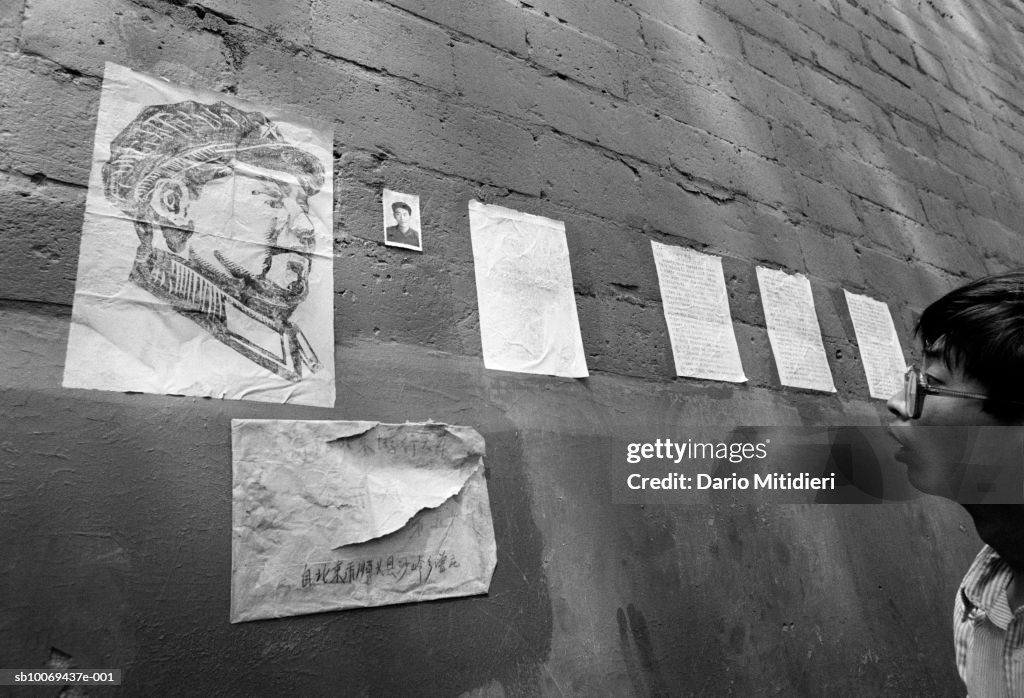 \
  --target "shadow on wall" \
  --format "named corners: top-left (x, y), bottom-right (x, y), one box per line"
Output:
top-left (0, 365), bottom-right (554, 696)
